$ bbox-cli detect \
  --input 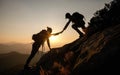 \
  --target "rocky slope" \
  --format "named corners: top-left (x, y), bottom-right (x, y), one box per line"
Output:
top-left (21, 24), bottom-right (120, 75)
